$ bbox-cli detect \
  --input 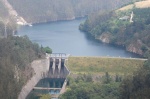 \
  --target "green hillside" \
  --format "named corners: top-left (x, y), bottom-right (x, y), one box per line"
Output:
top-left (0, 2), bottom-right (49, 98)
top-left (80, 7), bottom-right (150, 57)
top-left (0, 36), bottom-right (47, 98)
top-left (7, 0), bottom-right (131, 23)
